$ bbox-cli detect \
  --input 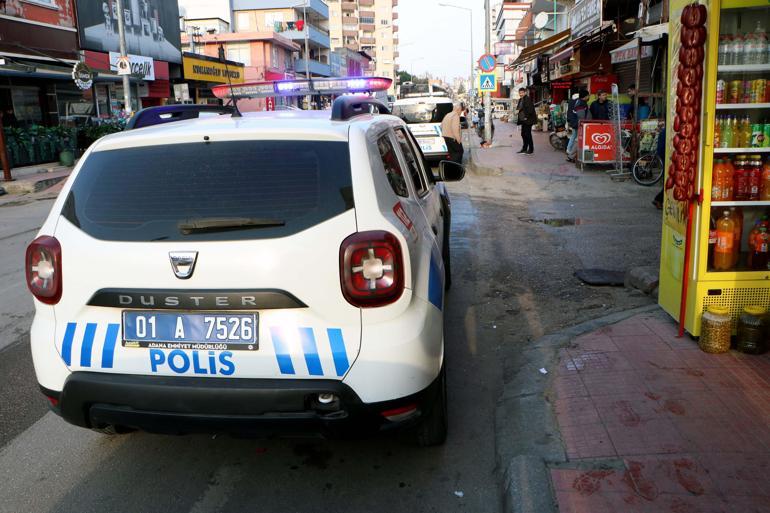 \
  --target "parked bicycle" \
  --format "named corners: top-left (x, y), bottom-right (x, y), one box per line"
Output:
top-left (631, 126), bottom-right (665, 186)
